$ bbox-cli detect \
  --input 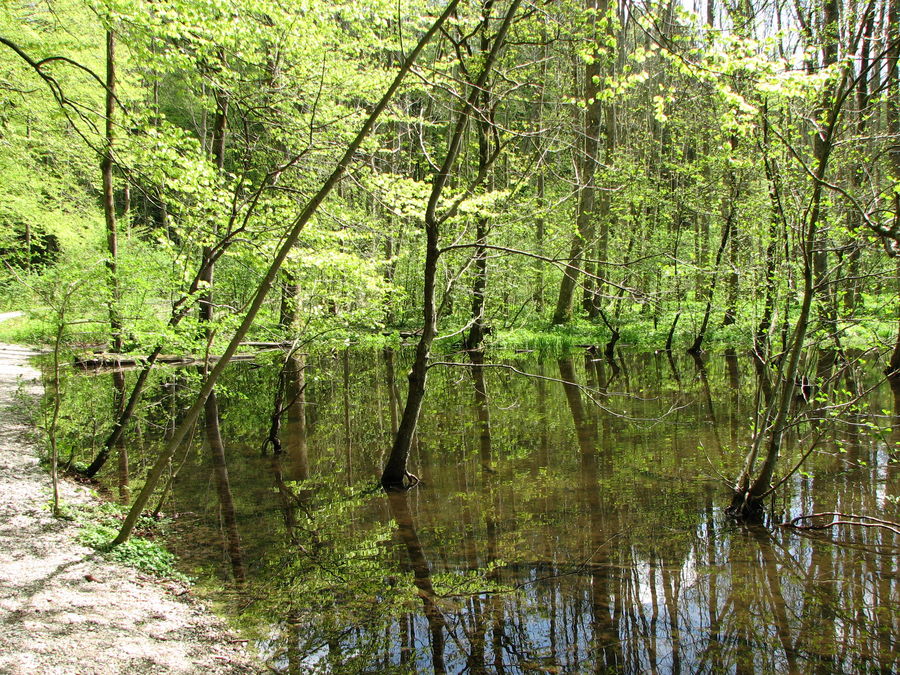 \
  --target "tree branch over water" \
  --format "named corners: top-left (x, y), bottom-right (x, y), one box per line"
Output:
top-left (781, 512), bottom-right (900, 537)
